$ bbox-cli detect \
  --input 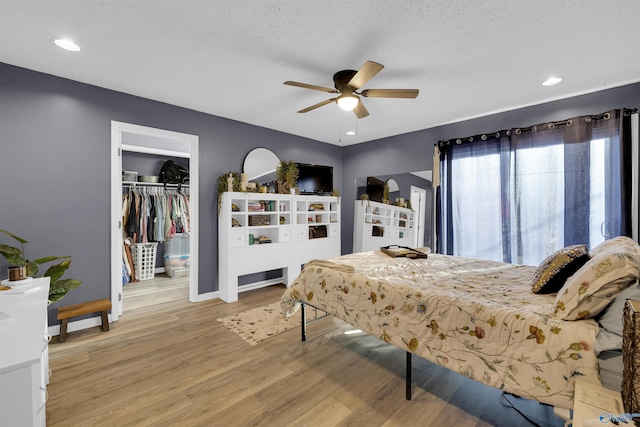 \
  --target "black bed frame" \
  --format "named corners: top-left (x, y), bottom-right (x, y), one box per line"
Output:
top-left (300, 302), bottom-right (413, 400)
